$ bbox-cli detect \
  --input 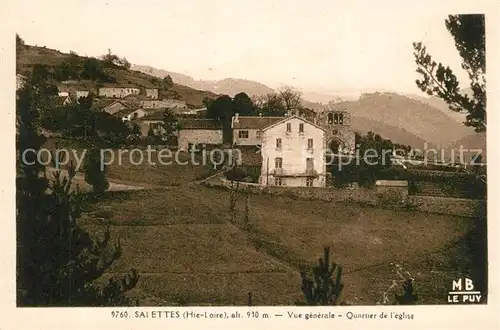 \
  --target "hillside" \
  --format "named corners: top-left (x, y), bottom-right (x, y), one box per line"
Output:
top-left (17, 45), bottom-right (218, 107)
top-left (333, 92), bottom-right (474, 147)
top-left (448, 132), bottom-right (487, 161)
top-left (351, 116), bottom-right (432, 149)
top-left (404, 89), bottom-right (471, 124)
top-left (133, 64), bottom-right (274, 97)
